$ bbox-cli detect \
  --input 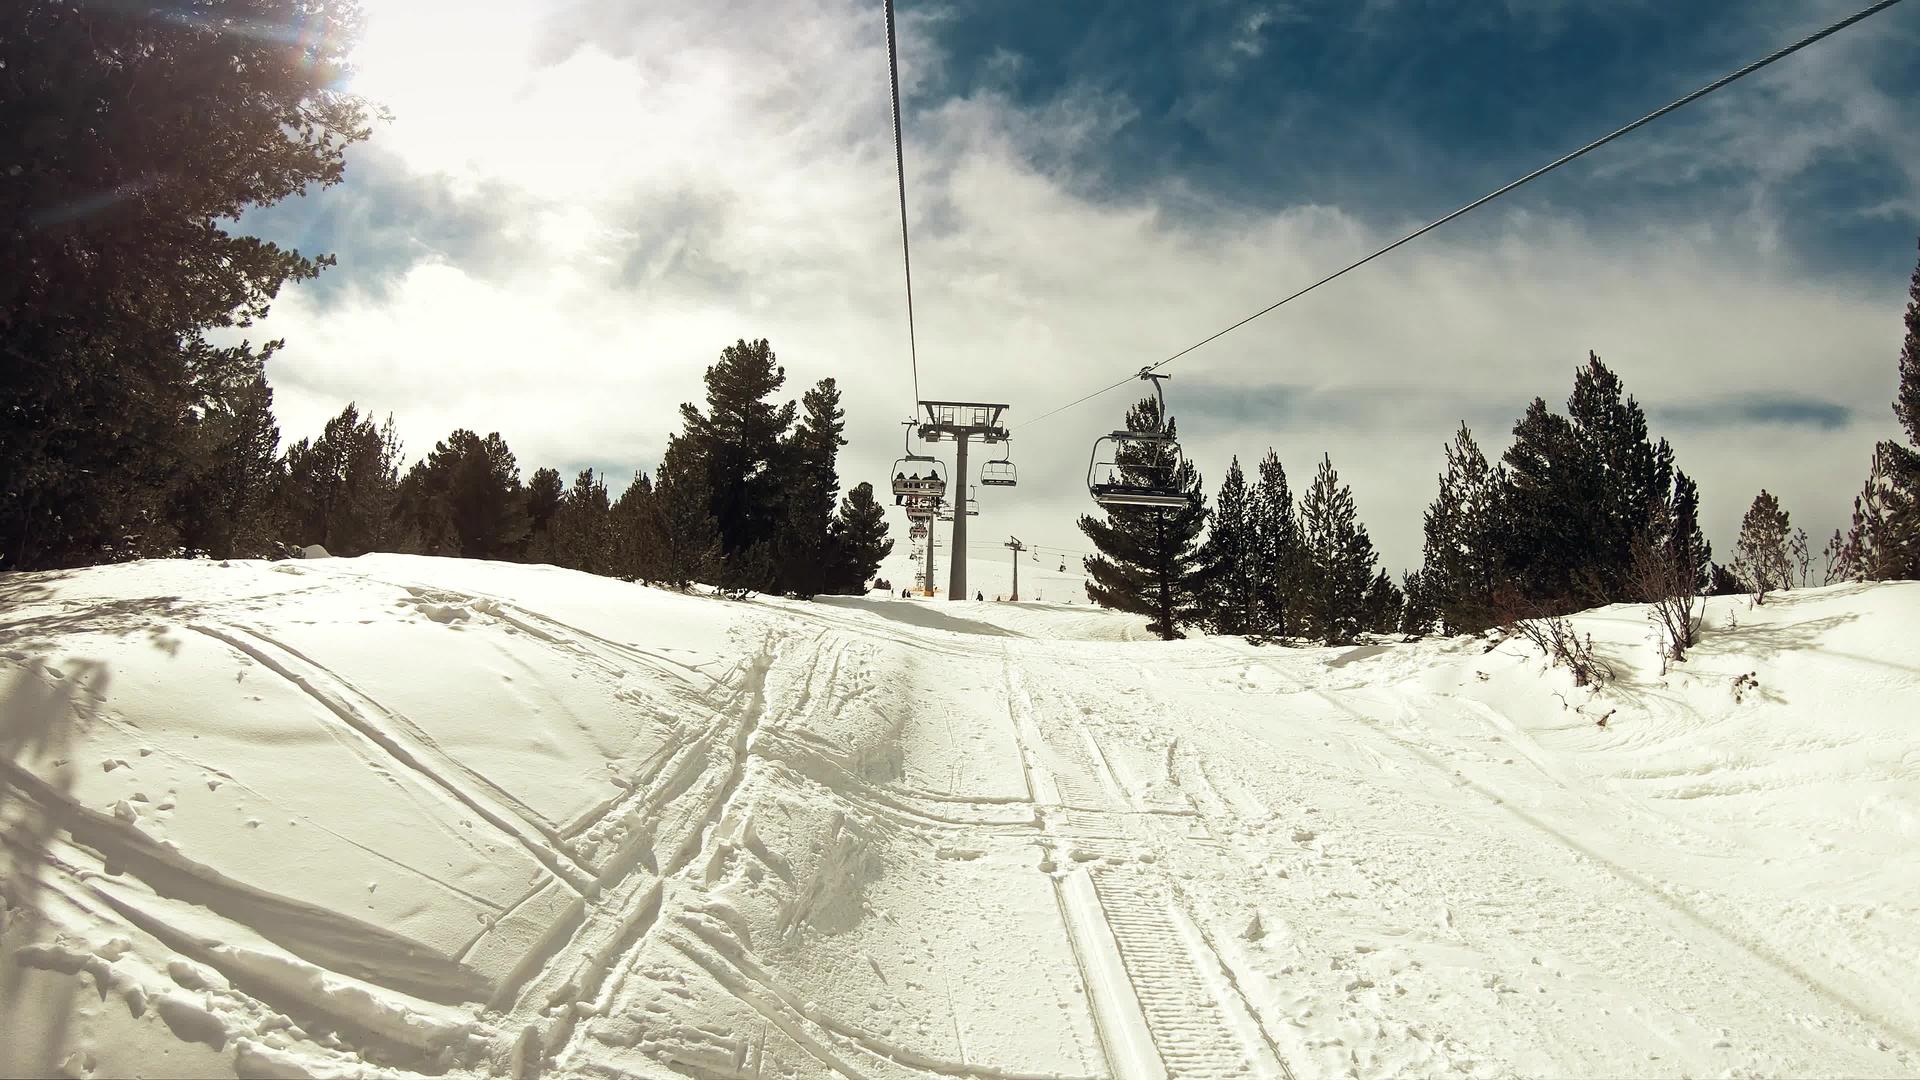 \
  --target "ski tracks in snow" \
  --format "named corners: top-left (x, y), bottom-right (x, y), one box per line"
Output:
top-left (1004, 647), bottom-right (1293, 1080)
